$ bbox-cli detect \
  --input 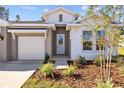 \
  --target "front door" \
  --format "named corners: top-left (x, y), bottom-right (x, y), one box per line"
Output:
top-left (56, 34), bottom-right (65, 55)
